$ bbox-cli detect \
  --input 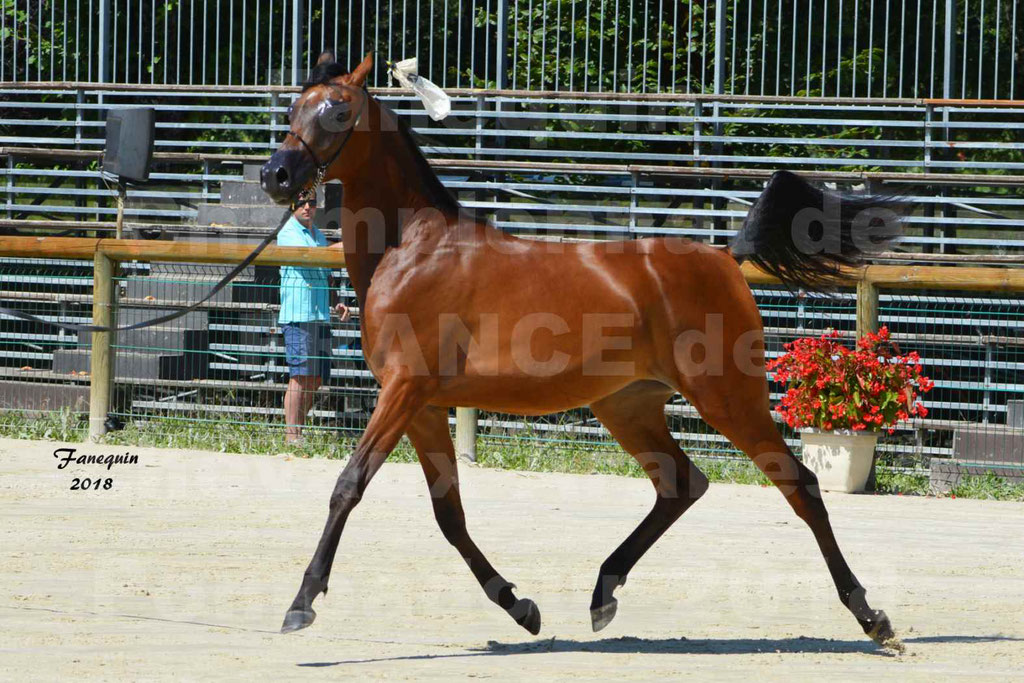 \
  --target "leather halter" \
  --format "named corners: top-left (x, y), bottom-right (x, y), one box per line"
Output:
top-left (285, 85), bottom-right (369, 190)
